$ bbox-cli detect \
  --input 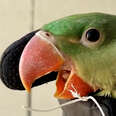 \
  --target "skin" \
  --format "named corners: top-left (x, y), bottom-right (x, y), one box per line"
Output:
top-left (42, 12), bottom-right (116, 98)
